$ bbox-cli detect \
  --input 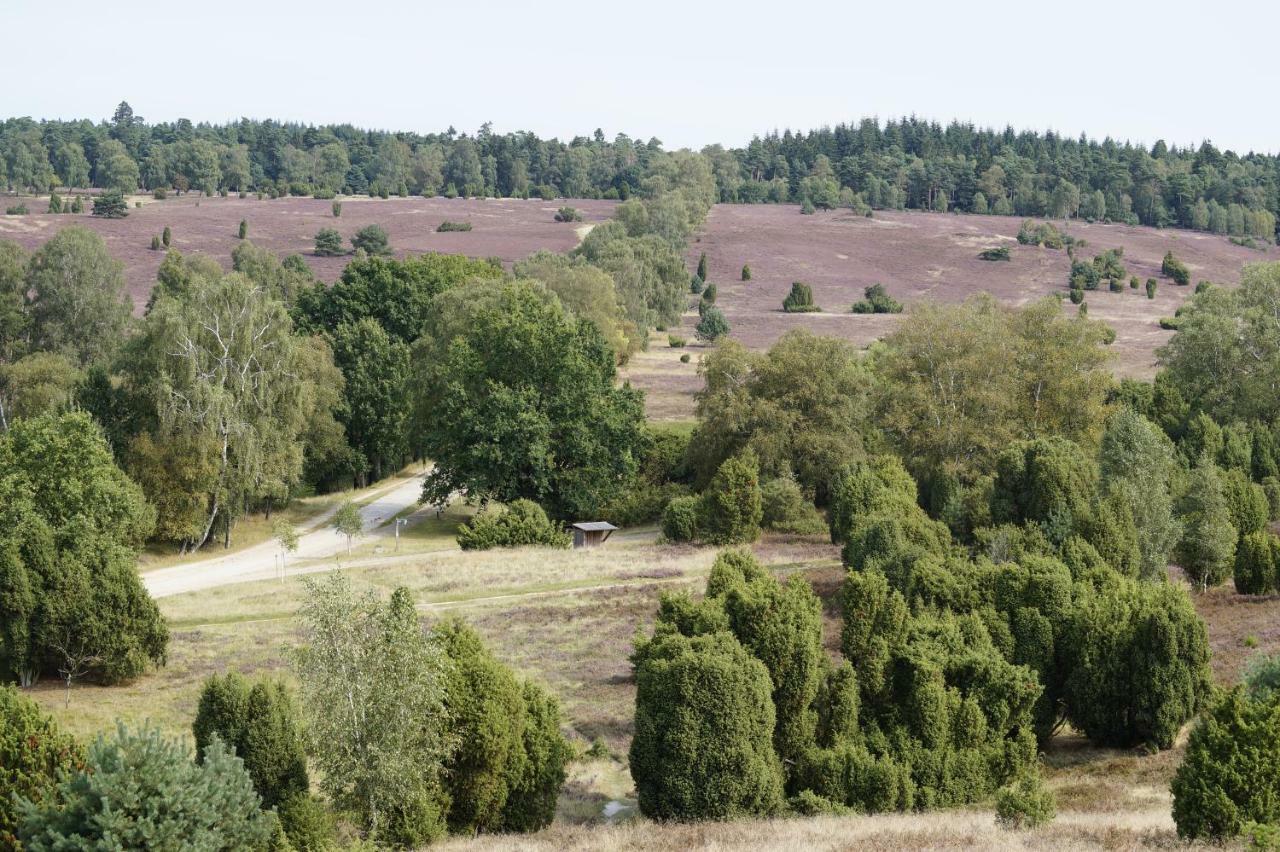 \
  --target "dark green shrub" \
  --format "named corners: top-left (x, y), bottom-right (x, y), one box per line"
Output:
top-left (1069, 287), bottom-right (1084, 304)
top-left (1016, 220), bottom-right (1064, 248)
top-left (436, 220), bottom-right (472, 232)
top-left (1171, 688), bottom-right (1280, 840)
top-left (193, 673), bottom-right (309, 809)
top-left (4, 204), bottom-right (28, 215)
top-left (90, 190), bottom-right (128, 218)
top-left (697, 252), bottom-right (708, 281)
top-left (0, 686), bottom-right (84, 847)
top-left (503, 680), bottom-right (574, 832)
top-left (150, 235), bottom-right (161, 250)
top-left (702, 451), bottom-right (763, 545)
top-left (438, 620), bottom-right (530, 834)
top-left (351, 224), bottom-right (391, 255)
top-left (662, 495), bottom-right (702, 542)
top-left (761, 475), bottom-right (826, 535)
top-left (1109, 278), bottom-right (1124, 292)
top-left (152, 187), bottom-right (167, 200)
top-left (17, 724), bottom-right (270, 850)
top-left (782, 282), bottom-right (820, 313)
top-left (1062, 574), bottom-right (1212, 748)
top-left (238, 219), bottom-right (248, 239)
top-left (850, 283), bottom-right (902, 314)
top-left (1163, 251), bottom-right (1191, 285)
top-left (629, 630), bottom-right (785, 820)
top-left (690, 274), bottom-right (704, 294)
top-left (800, 199), bottom-right (816, 215)
top-left (1130, 276), bottom-right (1140, 289)
top-left (161, 225), bottom-right (171, 246)
top-left (331, 201), bottom-right (342, 217)
top-left (680, 353), bottom-right (691, 363)
top-left (1146, 278), bottom-right (1157, 299)
top-left (313, 227), bottom-right (345, 256)
top-left (741, 264), bottom-right (751, 281)
top-left (46, 194), bottom-right (62, 214)
top-left (695, 306), bottom-right (730, 341)
top-left (277, 793), bottom-right (335, 851)
top-left (702, 282), bottom-right (717, 304)
top-left (995, 772), bottom-right (1056, 829)
top-left (455, 499), bottom-right (571, 550)
top-left (667, 334), bottom-right (686, 347)
top-left (1235, 531), bottom-right (1280, 595)
top-left (554, 206), bottom-right (581, 223)
top-left (978, 246), bottom-right (1010, 261)
top-left (1222, 468), bottom-right (1270, 538)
